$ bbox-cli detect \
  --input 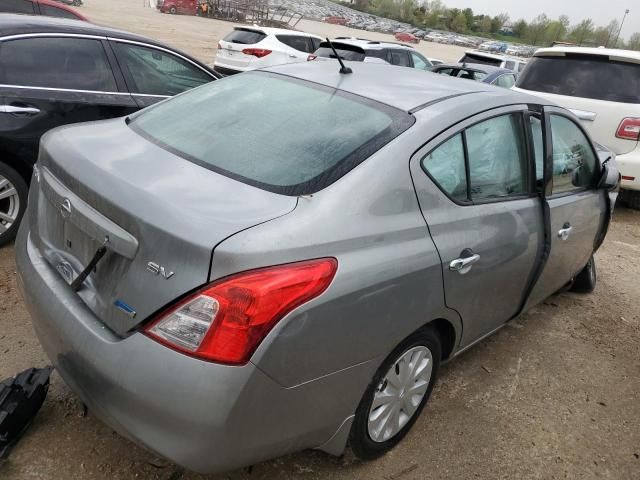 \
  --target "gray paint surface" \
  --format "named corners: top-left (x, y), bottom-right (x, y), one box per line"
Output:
top-left (15, 64), bottom-right (615, 473)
